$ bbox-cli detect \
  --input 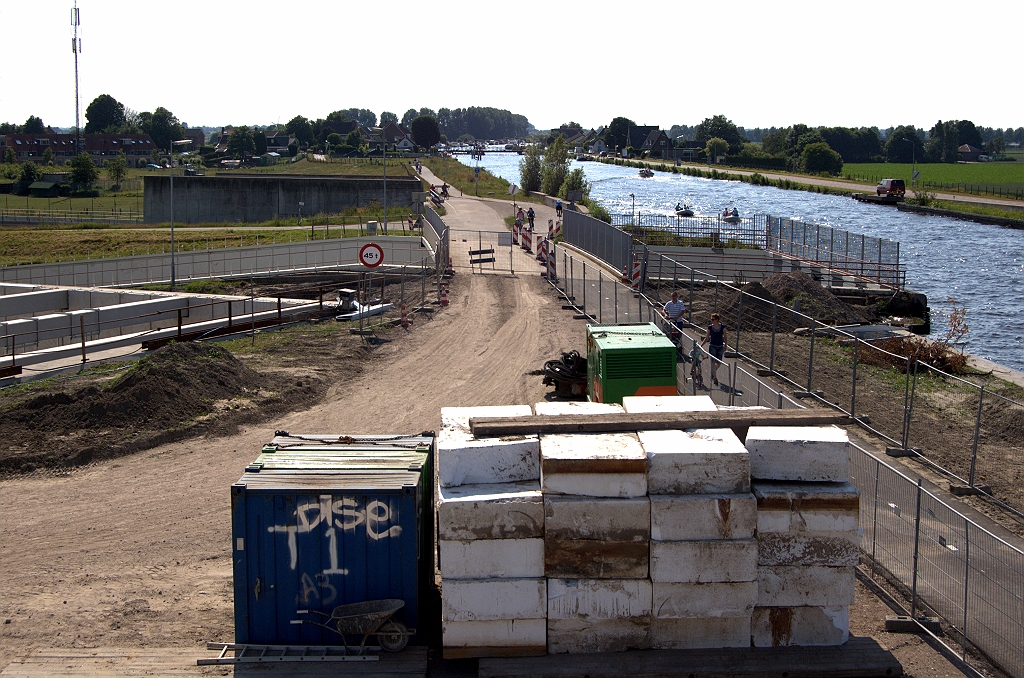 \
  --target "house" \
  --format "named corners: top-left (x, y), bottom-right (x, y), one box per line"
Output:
top-left (265, 130), bottom-right (292, 154)
top-left (581, 126), bottom-right (606, 154)
top-left (958, 144), bottom-right (983, 162)
top-left (28, 181), bottom-right (60, 198)
top-left (182, 128), bottom-right (205, 151)
top-left (0, 133), bottom-right (157, 167)
top-left (215, 127), bottom-right (232, 155)
top-left (625, 126), bottom-right (671, 158)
